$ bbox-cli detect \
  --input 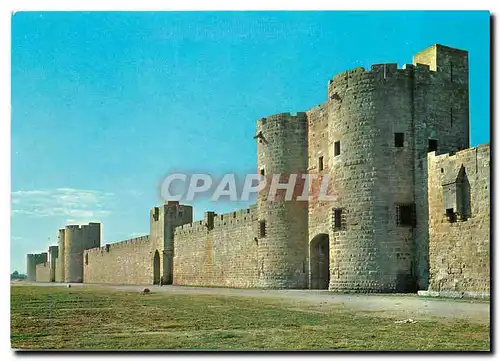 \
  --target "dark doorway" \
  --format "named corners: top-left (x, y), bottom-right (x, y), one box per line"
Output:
top-left (310, 234), bottom-right (330, 289)
top-left (153, 250), bottom-right (160, 285)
